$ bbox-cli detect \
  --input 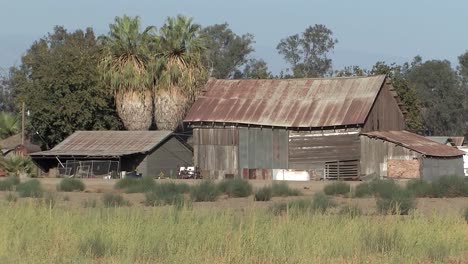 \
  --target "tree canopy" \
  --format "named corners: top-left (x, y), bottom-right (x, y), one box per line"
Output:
top-left (11, 26), bottom-right (121, 148)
